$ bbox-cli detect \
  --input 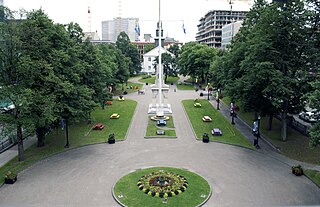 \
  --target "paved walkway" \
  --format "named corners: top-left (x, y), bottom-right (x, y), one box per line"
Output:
top-left (0, 78), bottom-right (319, 207)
